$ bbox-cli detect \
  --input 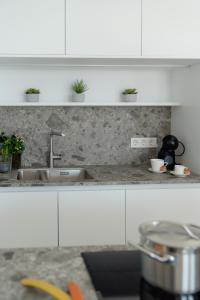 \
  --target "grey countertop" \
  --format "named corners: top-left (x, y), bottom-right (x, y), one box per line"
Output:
top-left (0, 165), bottom-right (200, 187)
top-left (0, 245), bottom-right (130, 300)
